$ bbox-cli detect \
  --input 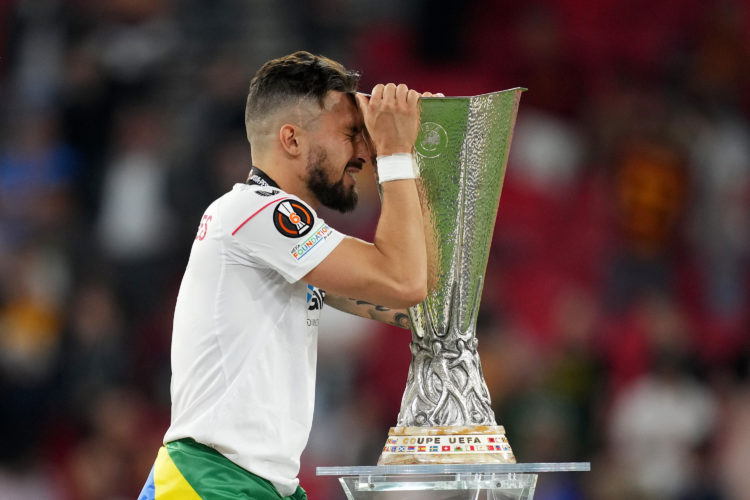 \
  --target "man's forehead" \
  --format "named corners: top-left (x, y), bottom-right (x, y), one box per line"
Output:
top-left (321, 89), bottom-right (352, 108)
top-left (321, 91), bottom-right (363, 128)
